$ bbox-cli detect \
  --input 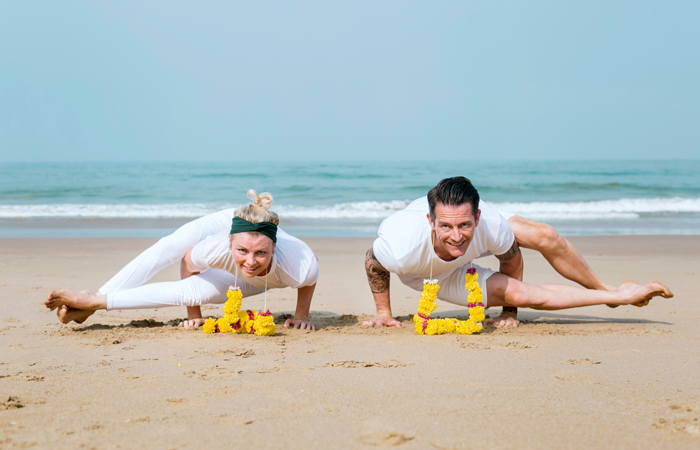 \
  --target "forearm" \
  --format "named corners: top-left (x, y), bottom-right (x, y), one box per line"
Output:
top-left (373, 292), bottom-right (393, 316)
top-left (294, 284), bottom-right (316, 319)
top-left (180, 248), bottom-right (201, 279)
top-left (186, 305), bottom-right (202, 319)
top-left (365, 248), bottom-right (392, 315)
top-left (497, 242), bottom-right (523, 317)
top-left (499, 258), bottom-right (523, 281)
